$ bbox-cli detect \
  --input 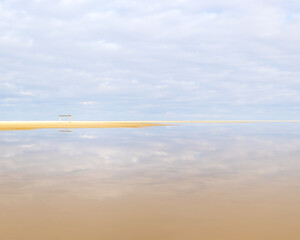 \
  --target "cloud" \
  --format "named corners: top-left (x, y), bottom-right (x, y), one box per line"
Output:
top-left (19, 91), bottom-right (34, 96)
top-left (80, 101), bottom-right (97, 105)
top-left (80, 134), bottom-right (97, 139)
top-left (0, 0), bottom-right (300, 120)
top-left (1, 125), bottom-right (300, 199)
